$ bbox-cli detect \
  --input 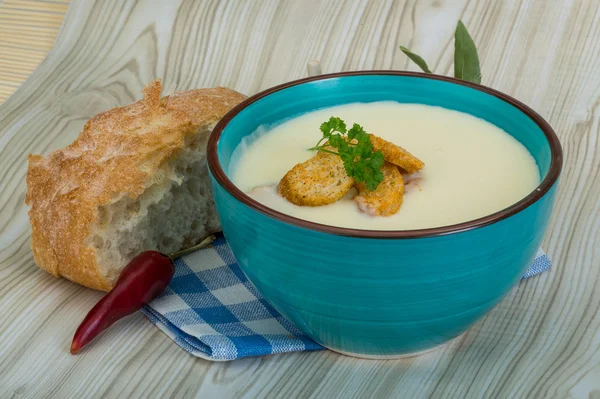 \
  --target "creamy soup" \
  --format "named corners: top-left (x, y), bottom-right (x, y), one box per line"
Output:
top-left (230, 102), bottom-right (540, 230)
